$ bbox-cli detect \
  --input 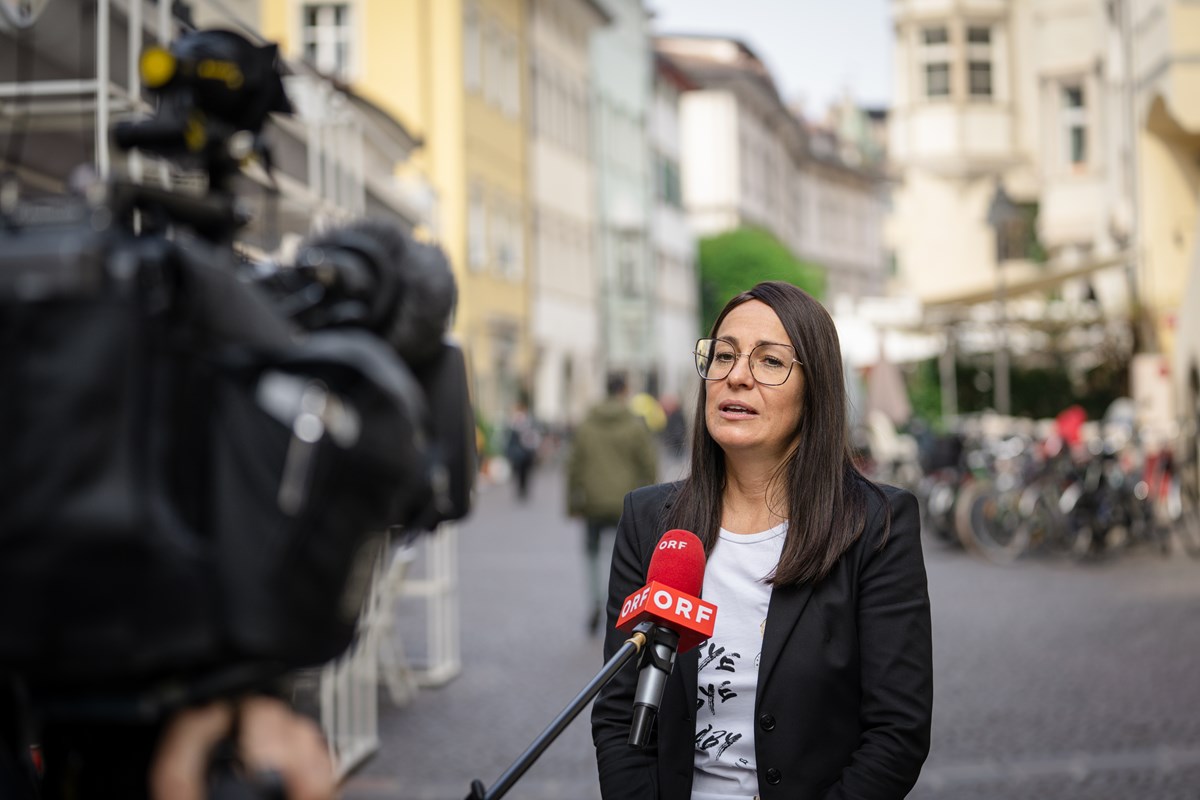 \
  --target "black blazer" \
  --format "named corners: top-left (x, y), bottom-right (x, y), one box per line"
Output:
top-left (591, 481), bottom-right (932, 800)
